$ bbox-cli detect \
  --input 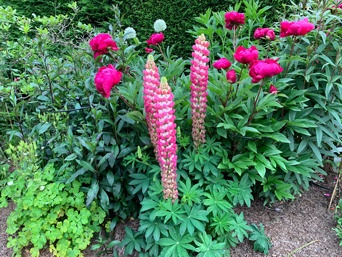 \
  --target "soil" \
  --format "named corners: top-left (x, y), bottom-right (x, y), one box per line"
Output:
top-left (1, 173), bottom-right (342, 257)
